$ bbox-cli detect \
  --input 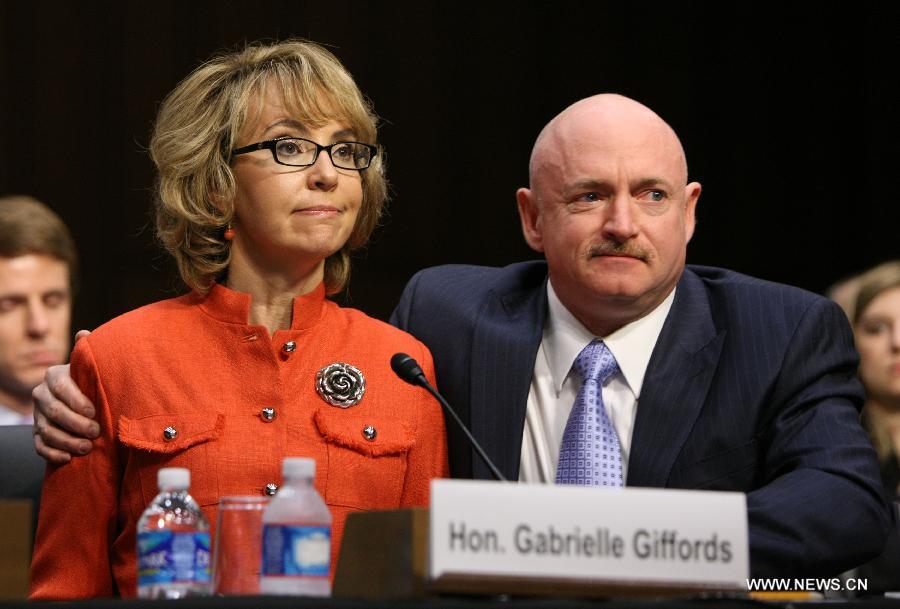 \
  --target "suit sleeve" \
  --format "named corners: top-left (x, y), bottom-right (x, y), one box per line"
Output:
top-left (389, 270), bottom-right (423, 334)
top-left (30, 338), bottom-right (120, 599)
top-left (747, 298), bottom-right (893, 577)
top-left (399, 341), bottom-right (449, 506)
